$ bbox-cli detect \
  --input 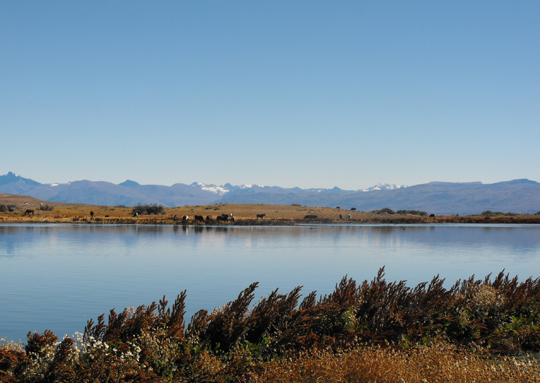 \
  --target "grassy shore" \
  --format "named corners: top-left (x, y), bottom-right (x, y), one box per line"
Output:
top-left (2, 194), bottom-right (540, 225)
top-left (2, 269), bottom-right (540, 382)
